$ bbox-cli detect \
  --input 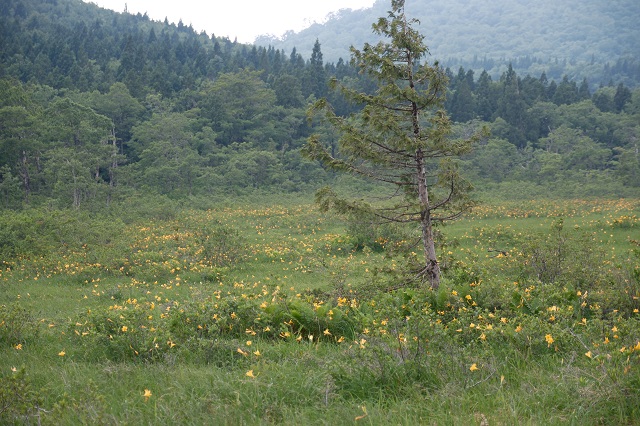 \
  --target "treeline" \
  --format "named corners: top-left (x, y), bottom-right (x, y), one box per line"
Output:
top-left (446, 65), bottom-right (635, 146)
top-left (0, 0), bottom-right (639, 211)
top-left (443, 65), bottom-right (639, 197)
top-left (0, 0), bottom-right (358, 98)
top-left (0, 0), bottom-right (364, 210)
